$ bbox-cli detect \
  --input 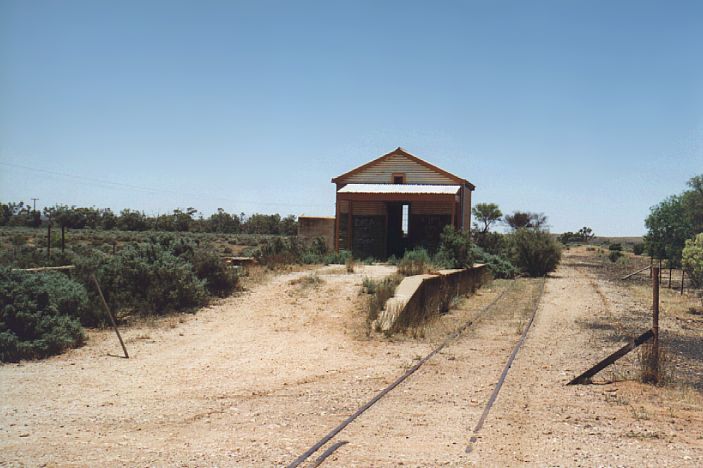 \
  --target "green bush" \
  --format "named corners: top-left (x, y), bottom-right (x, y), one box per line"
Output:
top-left (682, 233), bottom-right (703, 288)
top-left (506, 229), bottom-right (561, 277)
top-left (0, 268), bottom-right (87, 362)
top-left (608, 243), bottom-right (623, 252)
top-left (471, 245), bottom-right (518, 279)
top-left (434, 226), bottom-right (475, 269)
top-left (95, 241), bottom-right (207, 315)
top-left (608, 250), bottom-right (623, 262)
top-left (251, 237), bottom-right (303, 266)
top-left (397, 248), bottom-right (432, 276)
top-left (190, 249), bottom-right (238, 297)
top-left (322, 249), bottom-right (352, 265)
top-left (632, 243), bottom-right (645, 256)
